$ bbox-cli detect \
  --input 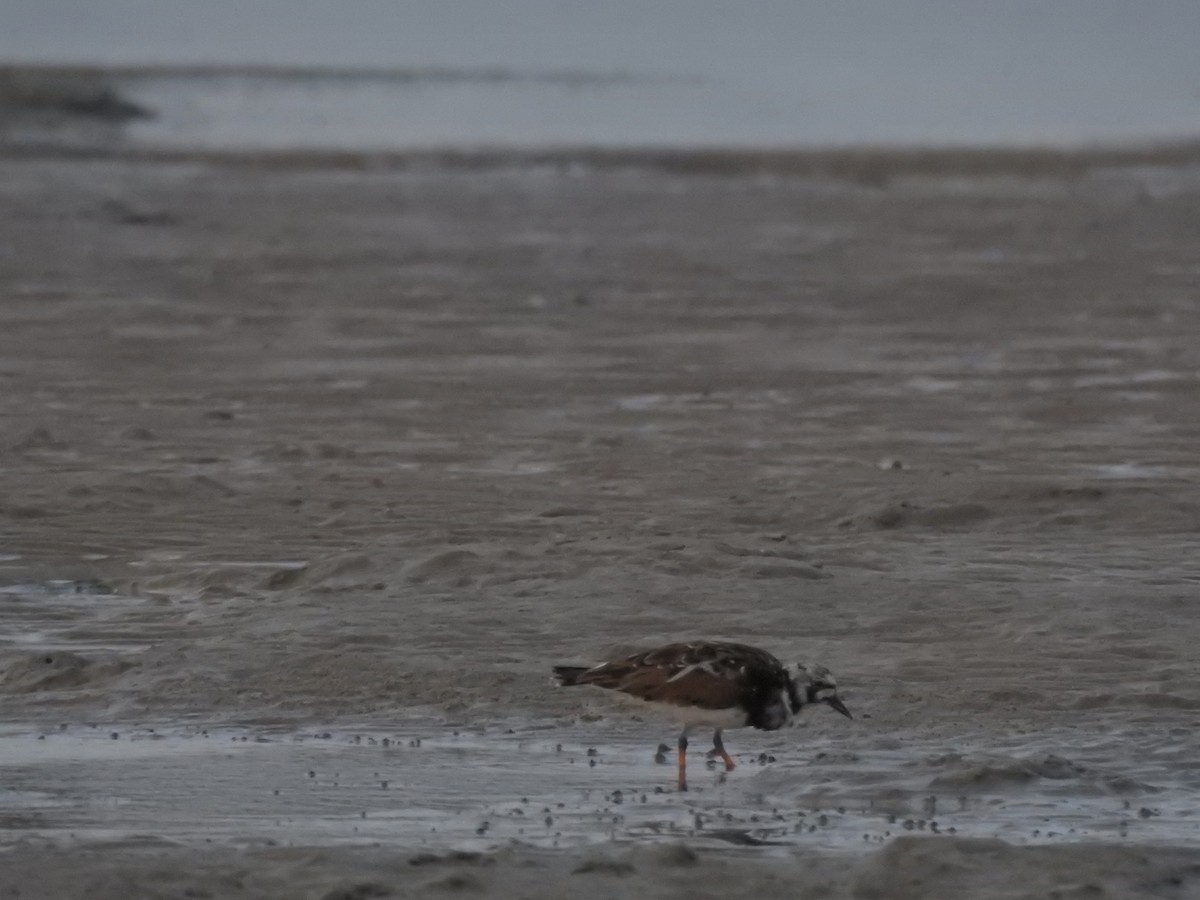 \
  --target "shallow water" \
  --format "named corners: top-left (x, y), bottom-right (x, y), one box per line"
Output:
top-left (1, 720), bottom-right (1195, 853)
top-left (4, 1), bottom-right (1200, 148)
top-left (0, 582), bottom-right (152, 655)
